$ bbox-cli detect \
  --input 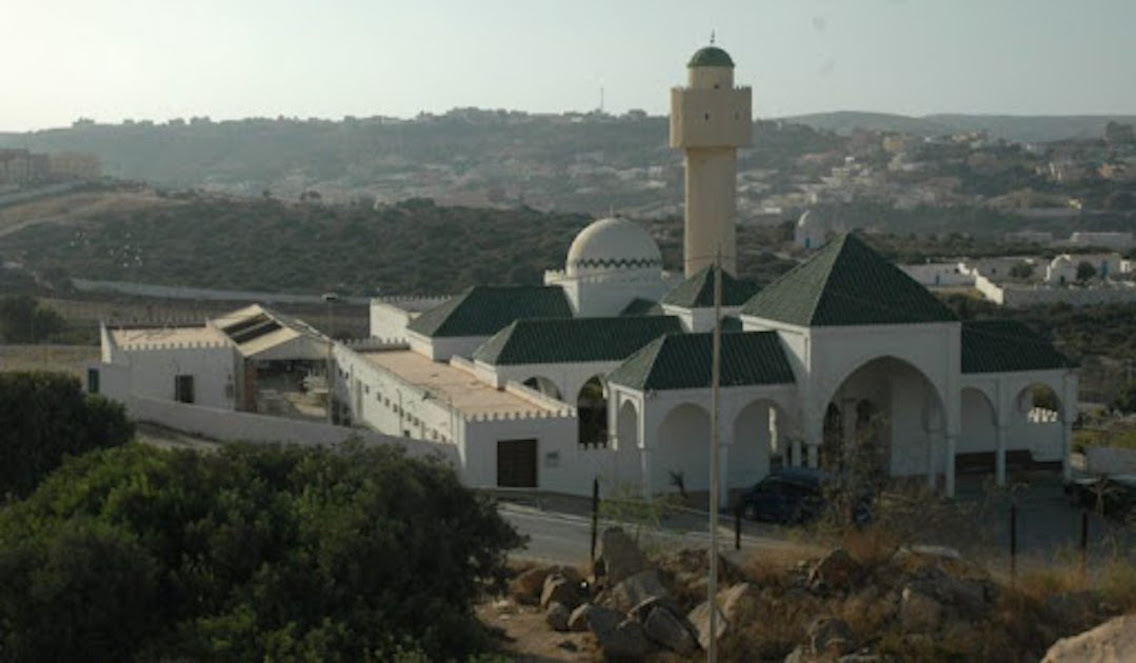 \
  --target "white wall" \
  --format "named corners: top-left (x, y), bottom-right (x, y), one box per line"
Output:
top-left (116, 346), bottom-right (238, 409)
top-left (900, 262), bottom-right (974, 287)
